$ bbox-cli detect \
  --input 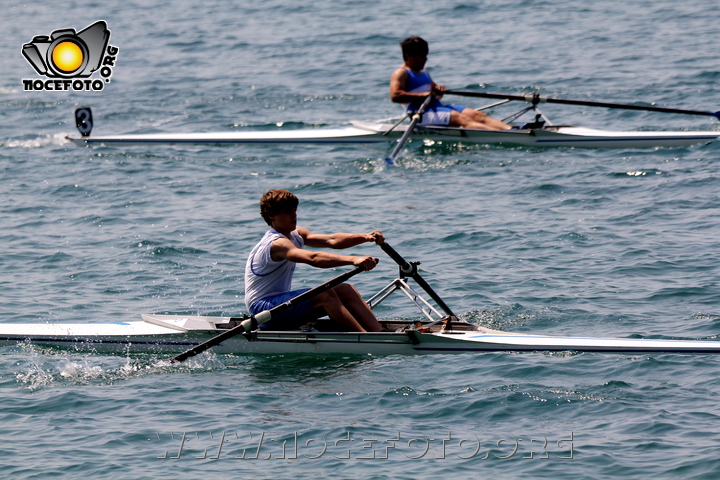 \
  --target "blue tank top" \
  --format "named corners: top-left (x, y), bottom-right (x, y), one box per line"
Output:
top-left (402, 67), bottom-right (442, 112)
